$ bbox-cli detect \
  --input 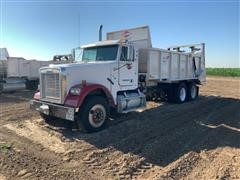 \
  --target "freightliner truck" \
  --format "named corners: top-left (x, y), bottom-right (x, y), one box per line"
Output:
top-left (30, 26), bottom-right (206, 132)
